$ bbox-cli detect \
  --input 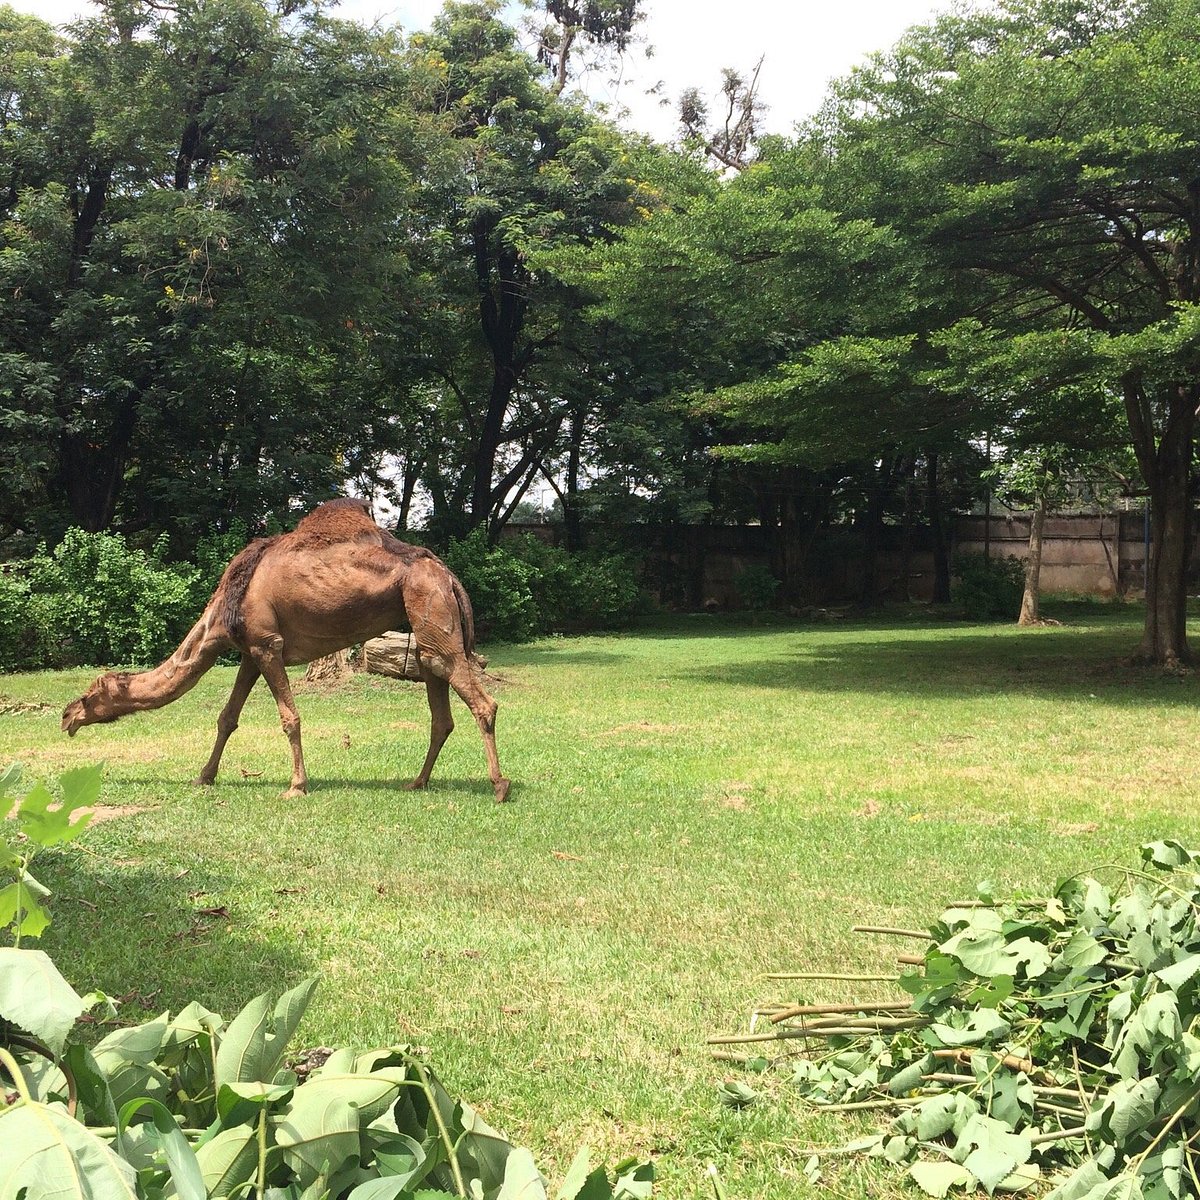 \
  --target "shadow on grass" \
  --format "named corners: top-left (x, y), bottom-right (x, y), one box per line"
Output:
top-left (679, 625), bottom-right (1199, 706)
top-left (30, 842), bottom-right (312, 1028)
